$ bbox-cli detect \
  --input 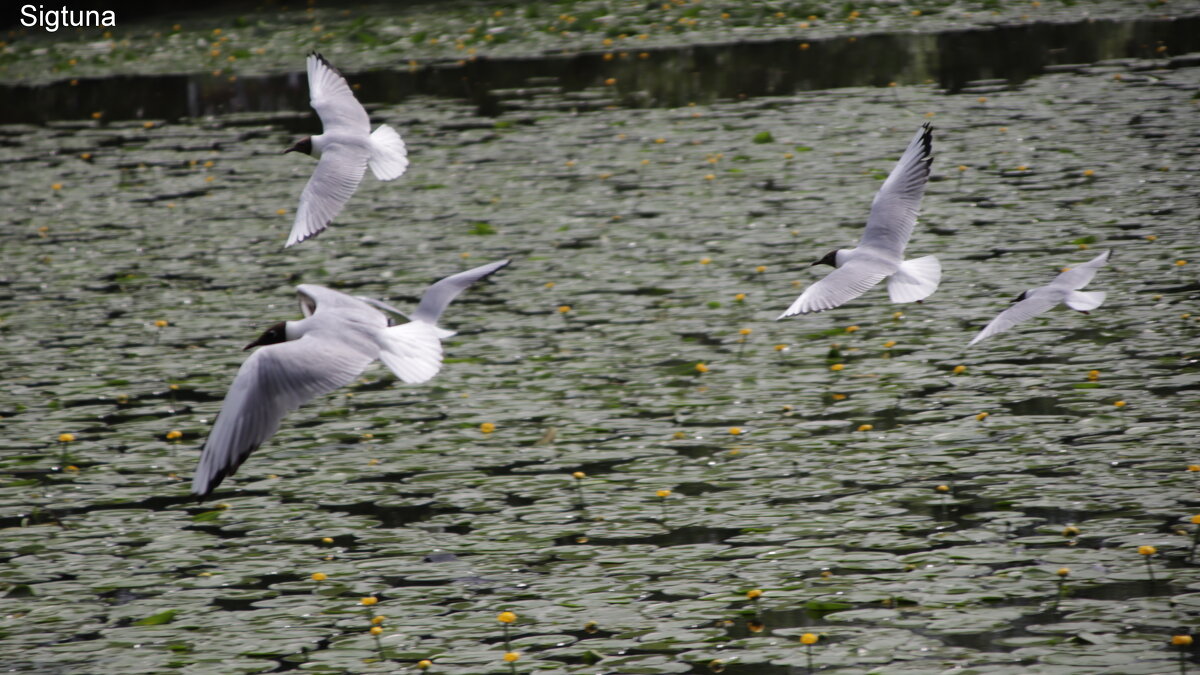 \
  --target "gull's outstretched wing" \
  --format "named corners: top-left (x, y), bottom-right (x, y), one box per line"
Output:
top-left (967, 291), bottom-right (1060, 346)
top-left (288, 144), bottom-right (368, 247)
top-left (307, 52), bottom-right (369, 135)
top-left (412, 259), bottom-right (511, 324)
top-left (860, 123), bottom-right (933, 258)
top-left (192, 336), bottom-right (374, 497)
top-left (778, 260), bottom-right (889, 318)
top-left (1050, 250), bottom-right (1111, 291)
